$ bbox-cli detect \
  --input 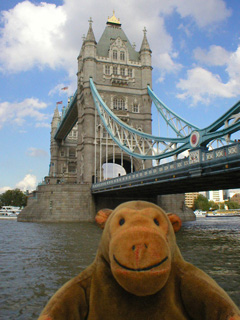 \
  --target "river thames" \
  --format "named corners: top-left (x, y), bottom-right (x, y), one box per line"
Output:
top-left (0, 216), bottom-right (239, 319)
